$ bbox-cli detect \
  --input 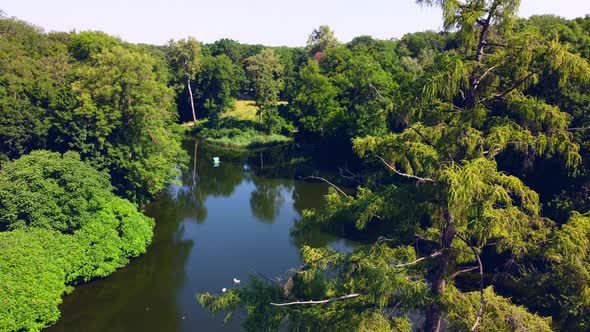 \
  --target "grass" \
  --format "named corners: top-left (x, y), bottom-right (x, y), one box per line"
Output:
top-left (194, 99), bottom-right (293, 149)
top-left (222, 100), bottom-right (259, 122)
top-left (204, 129), bottom-right (292, 148)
